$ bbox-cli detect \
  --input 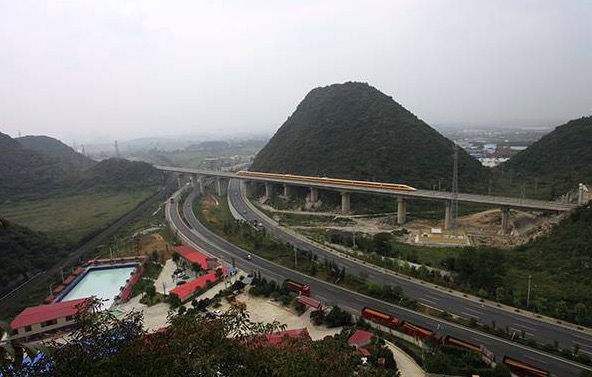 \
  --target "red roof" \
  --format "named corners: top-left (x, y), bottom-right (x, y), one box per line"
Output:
top-left (63, 275), bottom-right (76, 285)
top-left (347, 330), bottom-right (374, 347)
top-left (11, 298), bottom-right (91, 329)
top-left (173, 246), bottom-right (215, 270)
top-left (169, 272), bottom-right (218, 300)
top-left (297, 295), bottom-right (322, 309)
top-left (358, 347), bottom-right (371, 357)
top-left (73, 267), bottom-right (85, 275)
top-left (265, 328), bottom-right (311, 345)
